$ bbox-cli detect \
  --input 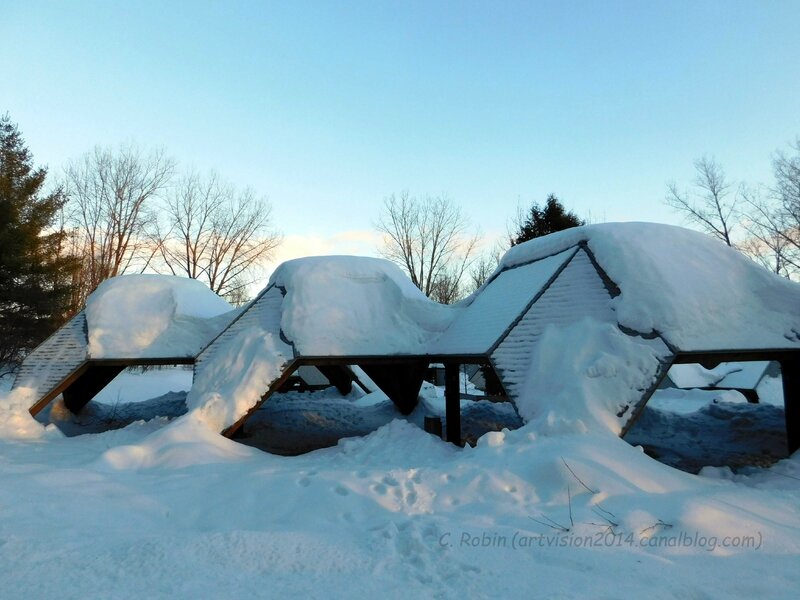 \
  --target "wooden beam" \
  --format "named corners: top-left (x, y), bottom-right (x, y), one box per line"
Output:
top-left (28, 361), bottom-right (91, 417)
top-left (222, 361), bottom-right (300, 438)
top-left (89, 357), bottom-right (195, 367)
top-left (781, 355), bottom-right (800, 455)
top-left (292, 354), bottom-right (488, 367)
top-left (673, 349), bottom-right (800, 365)
top-left (445, 363), bottom-right (461, 446)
